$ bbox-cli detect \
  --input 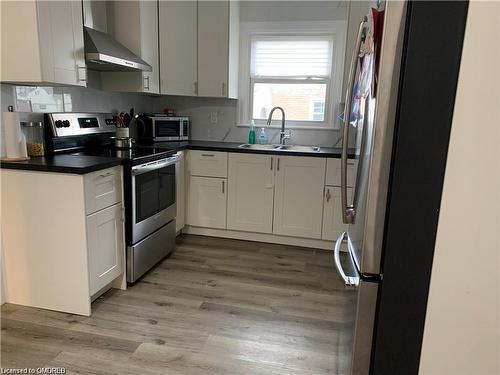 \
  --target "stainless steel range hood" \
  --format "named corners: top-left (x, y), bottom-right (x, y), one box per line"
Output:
top-left (82, 0), bottom-right (151, 72)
